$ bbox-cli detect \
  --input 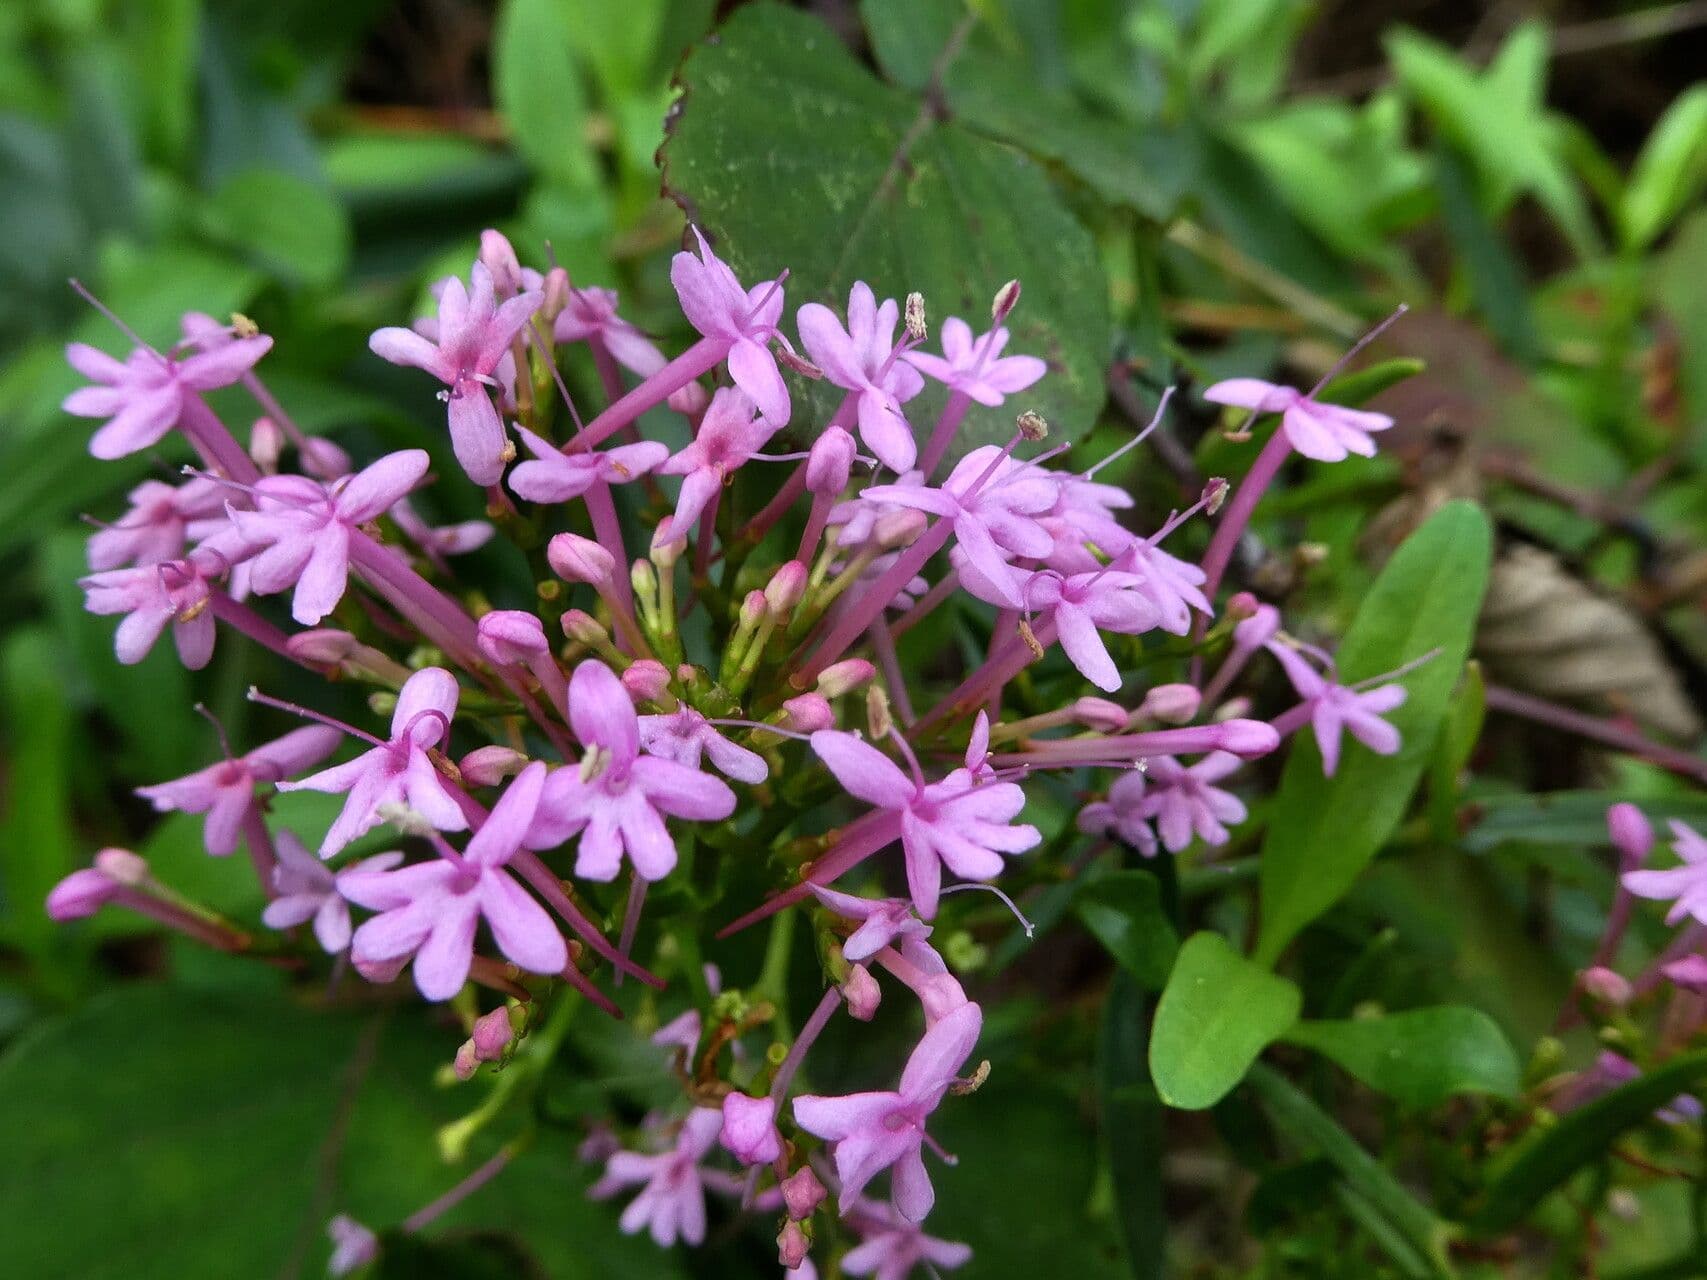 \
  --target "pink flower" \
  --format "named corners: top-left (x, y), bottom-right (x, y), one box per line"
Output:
top-left (841, 1197), bottom-right (974, 1280)
top-left (811, 731), bottom-right (1039, 919)
top-left (260, 831), bottom-right (403, 953)
top-left (343, 762), bottom-right (567, 999)
top-left (1204, 378), bottom-right (1394, 464)
top-left (278, 667), bottom-right (468, 856)
top-left (902, 316), bottom-right (1044, 407)
top-left (809, 886), bottom-right (932, 963)
top-left (591, 1108), bottom-right (725, 1247)
top-left (230, 450), bottom-right (429, 625)
top-left (1608, 803), bottom-right (1655, 869)
top-left (64, 322), bottom-right (273, 460)
top-left (1076, 770), bottom-right (1158, 857)
top-left (46, 848), bottom-right (150, 920)
top-left (509, 428), bottom-right (668, 505)
top-left (1624, 822), bottom-right (1707, 926)
top-left (326, 1215), bottom-right (379, 1278)
top-left (793, 1002), bottom-right (982, 1220)
top-left (1269, 642), bottom-right (1407, 776)
top-left (654, 388), bottom-right (779, 543)
top-left (671, 228), bottom-right (791, 425)
top-left (1137, 753), bottom-right (1248, 852)
top-left (79, 552), bottom-right (223, 669)
top-left (720, 1092), bottom-right (783, 1165)
top-left (136, 726), bottom-right (342, 855)
top-left (368, 263), bottom-right (543, 484)
top-left (534, 661), bottom-right (736, 882)
top-left (797, 283), bottom-right (925, 472)
top-left (638, 705), bottom-right (768, 784)
top-left (554, 286), bottom-right (669, 378)
top-left (1121, 539), bottom-right (1212, 636)
top-left (87, 477), bottom-right (228, 570)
